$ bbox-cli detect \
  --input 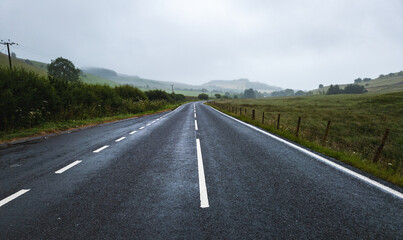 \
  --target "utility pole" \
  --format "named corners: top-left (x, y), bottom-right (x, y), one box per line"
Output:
top-left (171, 85), bottom-right (174, 94)
top-left (1, 39), bottom-right (18, 69)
